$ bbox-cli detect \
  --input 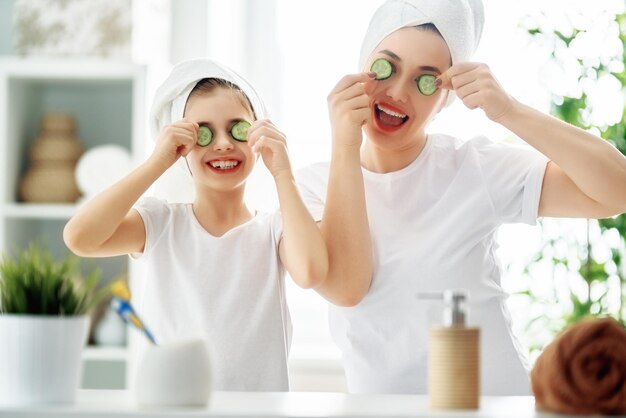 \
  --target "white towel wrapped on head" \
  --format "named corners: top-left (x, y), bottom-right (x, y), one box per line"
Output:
top-left (149, 58), bottom-right (268, 142)
top-left (359, 0), bottom-right (485, 106)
